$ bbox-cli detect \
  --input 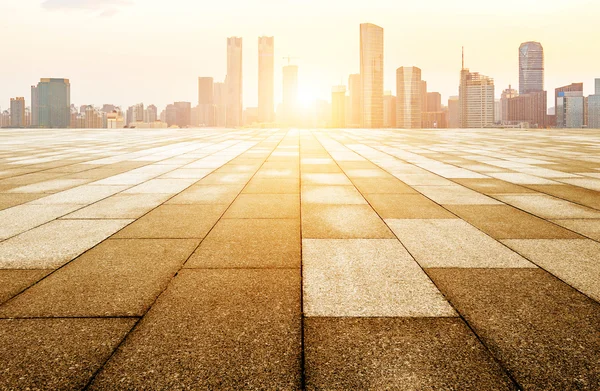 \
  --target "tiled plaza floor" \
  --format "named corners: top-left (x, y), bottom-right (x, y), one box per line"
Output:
top-left (0, 128), bottom-right (599, 390)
